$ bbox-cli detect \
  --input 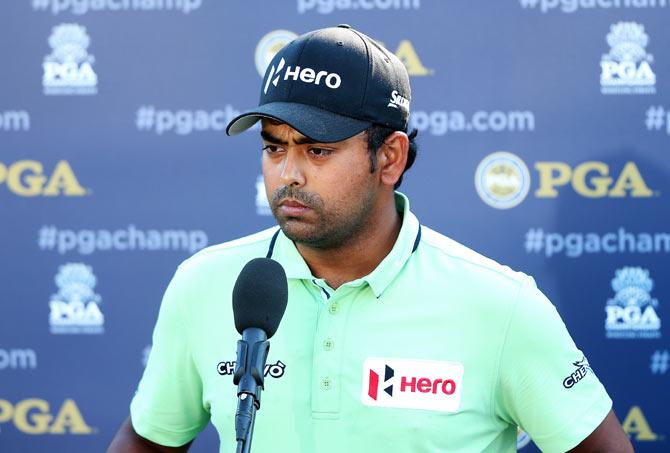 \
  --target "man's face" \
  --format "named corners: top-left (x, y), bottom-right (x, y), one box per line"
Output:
top-left (261, 120), bottom-right (379, 249)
